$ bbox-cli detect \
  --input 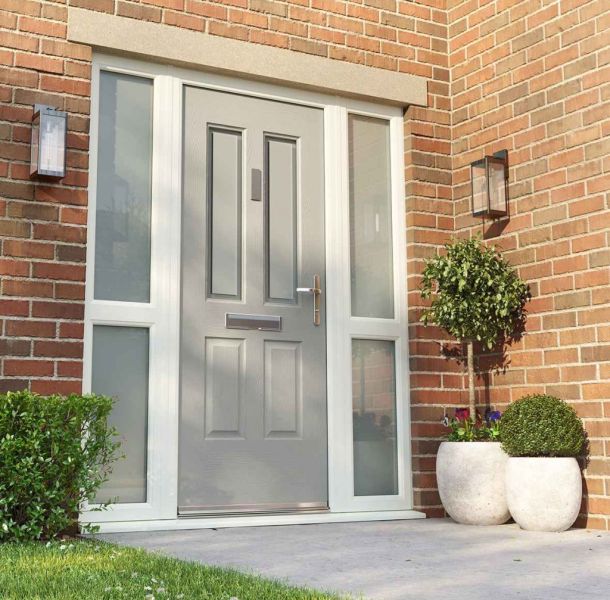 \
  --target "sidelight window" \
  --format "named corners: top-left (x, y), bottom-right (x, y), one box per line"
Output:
top-left (348, 115), bottom-right (394, 319)
top-left (94, 72), bottom-right (153, 303)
